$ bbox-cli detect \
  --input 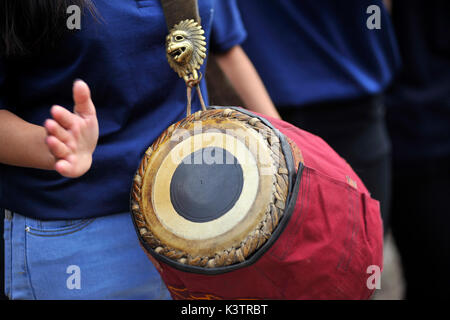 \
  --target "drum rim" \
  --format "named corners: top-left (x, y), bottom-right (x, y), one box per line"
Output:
top-left (130, 106), bottom-right (303, 274)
